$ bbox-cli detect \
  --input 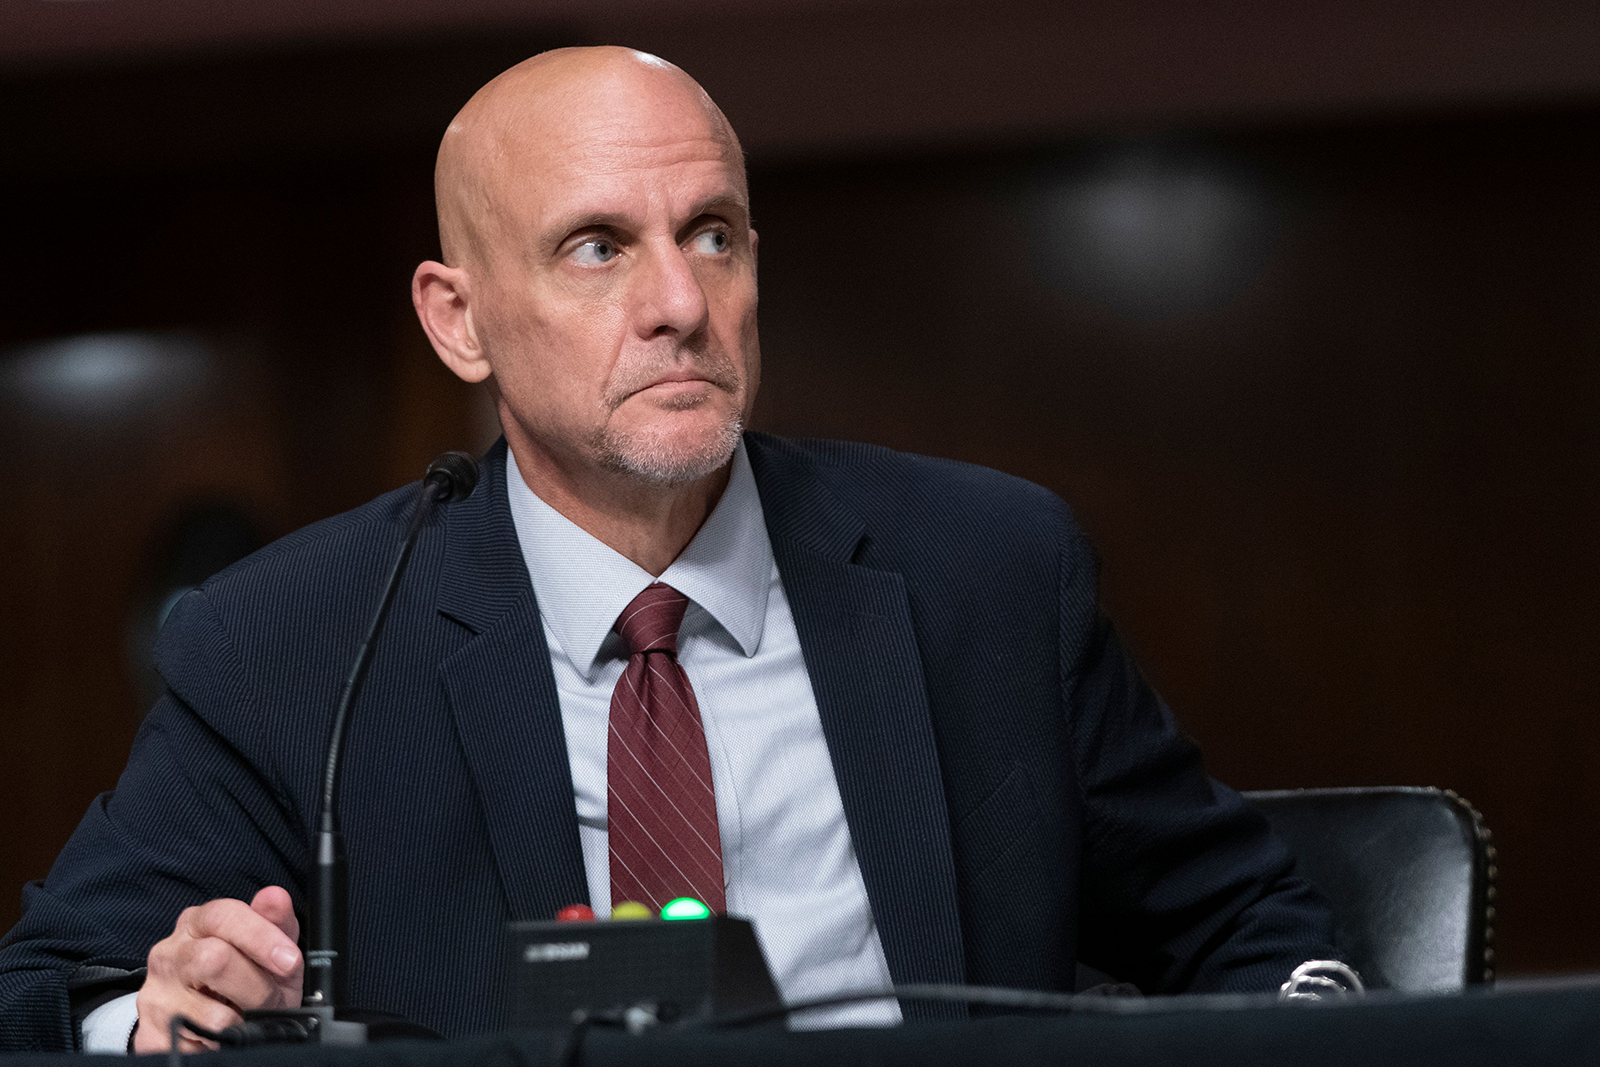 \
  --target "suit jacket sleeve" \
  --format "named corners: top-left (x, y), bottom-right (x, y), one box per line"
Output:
top-left (1055, 515), bottom-right (1338, 993)
top-left (0, 591), bottom-right (308, 1052)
